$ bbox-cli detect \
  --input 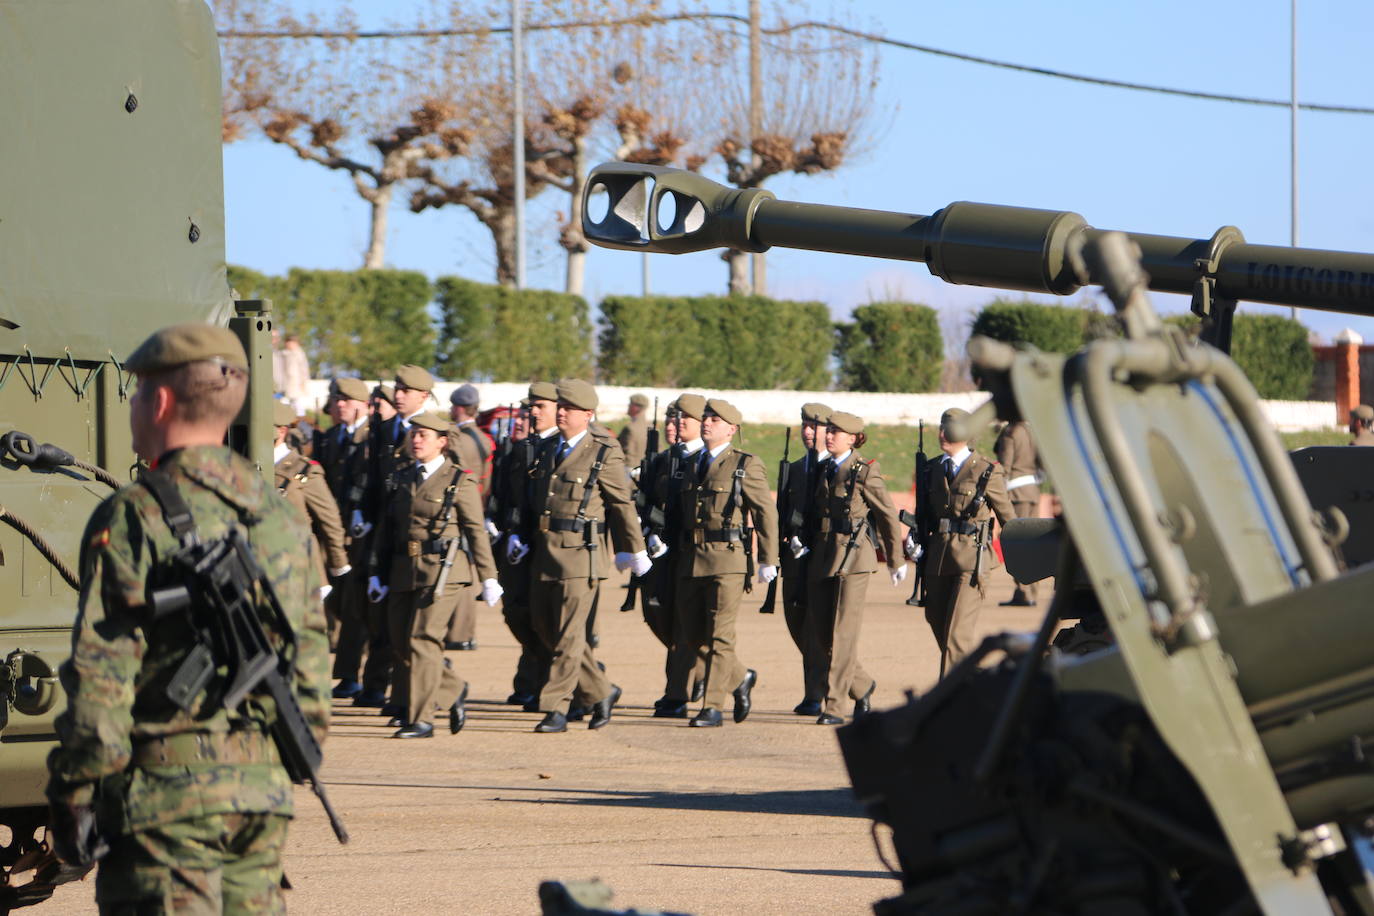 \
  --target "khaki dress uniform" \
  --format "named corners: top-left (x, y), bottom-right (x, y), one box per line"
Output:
top-left (618, 411), bottom-right (649, 469)
top-left (805, 450), bottom-right (902, 720)
top-left (779, 448), bottom-right (827, 700)
top-left (922, 450), bottom-right (1015, 674)
top-left (528, 428), bottom-right (644, 716)
top-left (493, 423), bottom-right (554, 702)
top-left (666, 441), bottom-right (778, 714)
top-left (375, 453), bottom-right (496, 729)
top-left (994, 420), bottom-right (1042, 604)
top-left (445, 419), bottom-right (494, 646)
top-left (275, 447), bottom-right (349, 584)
